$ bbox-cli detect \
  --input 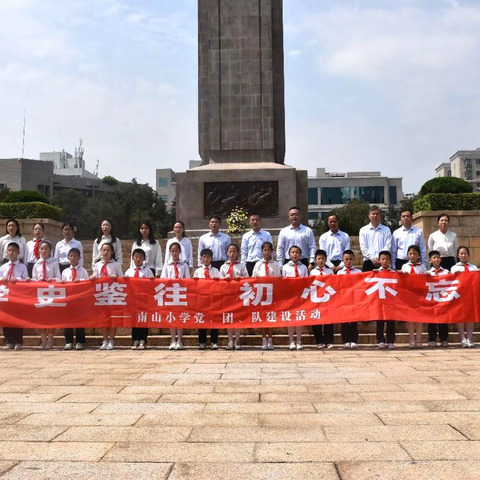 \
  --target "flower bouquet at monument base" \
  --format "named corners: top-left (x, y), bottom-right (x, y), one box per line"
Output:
top-left (226, 206), bottom-right (249, 235)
